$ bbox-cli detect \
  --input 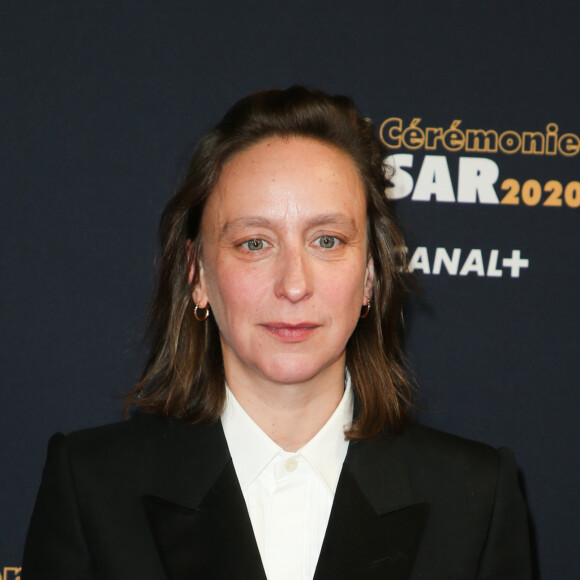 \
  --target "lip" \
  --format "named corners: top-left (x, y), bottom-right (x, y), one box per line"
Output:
top-left (261, 322), bottom-right (320, 343)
